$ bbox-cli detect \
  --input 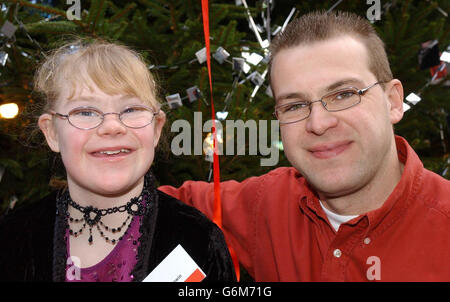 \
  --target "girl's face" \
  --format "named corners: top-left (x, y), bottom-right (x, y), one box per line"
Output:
top-left (39, 84), bottom-right (165, 201)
